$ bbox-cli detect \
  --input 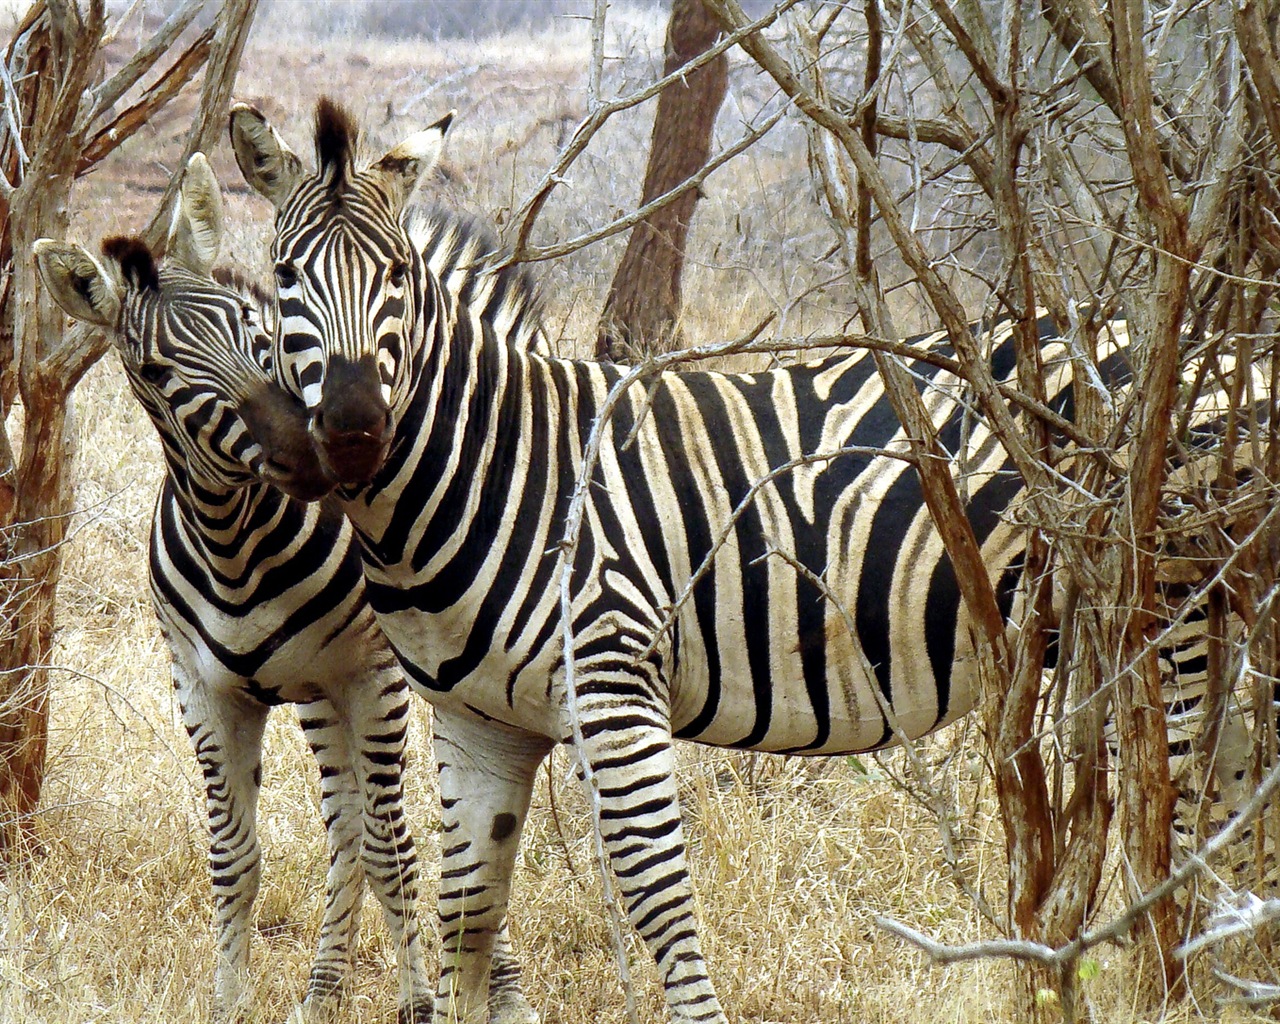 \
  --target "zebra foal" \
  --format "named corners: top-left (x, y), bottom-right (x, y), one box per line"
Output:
top-left (229, 100), bottom-right (1268, 1024)
top-left (34, 155), bottom-right (434, 1023)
